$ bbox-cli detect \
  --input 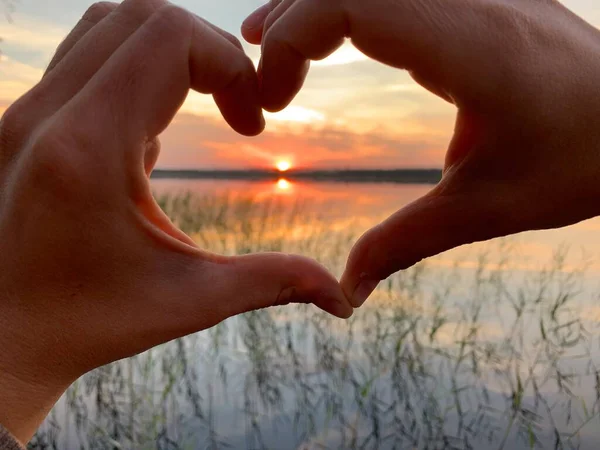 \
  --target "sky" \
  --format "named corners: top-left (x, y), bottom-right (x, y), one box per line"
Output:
top-left (1, 0), bottom-right (599, 170)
